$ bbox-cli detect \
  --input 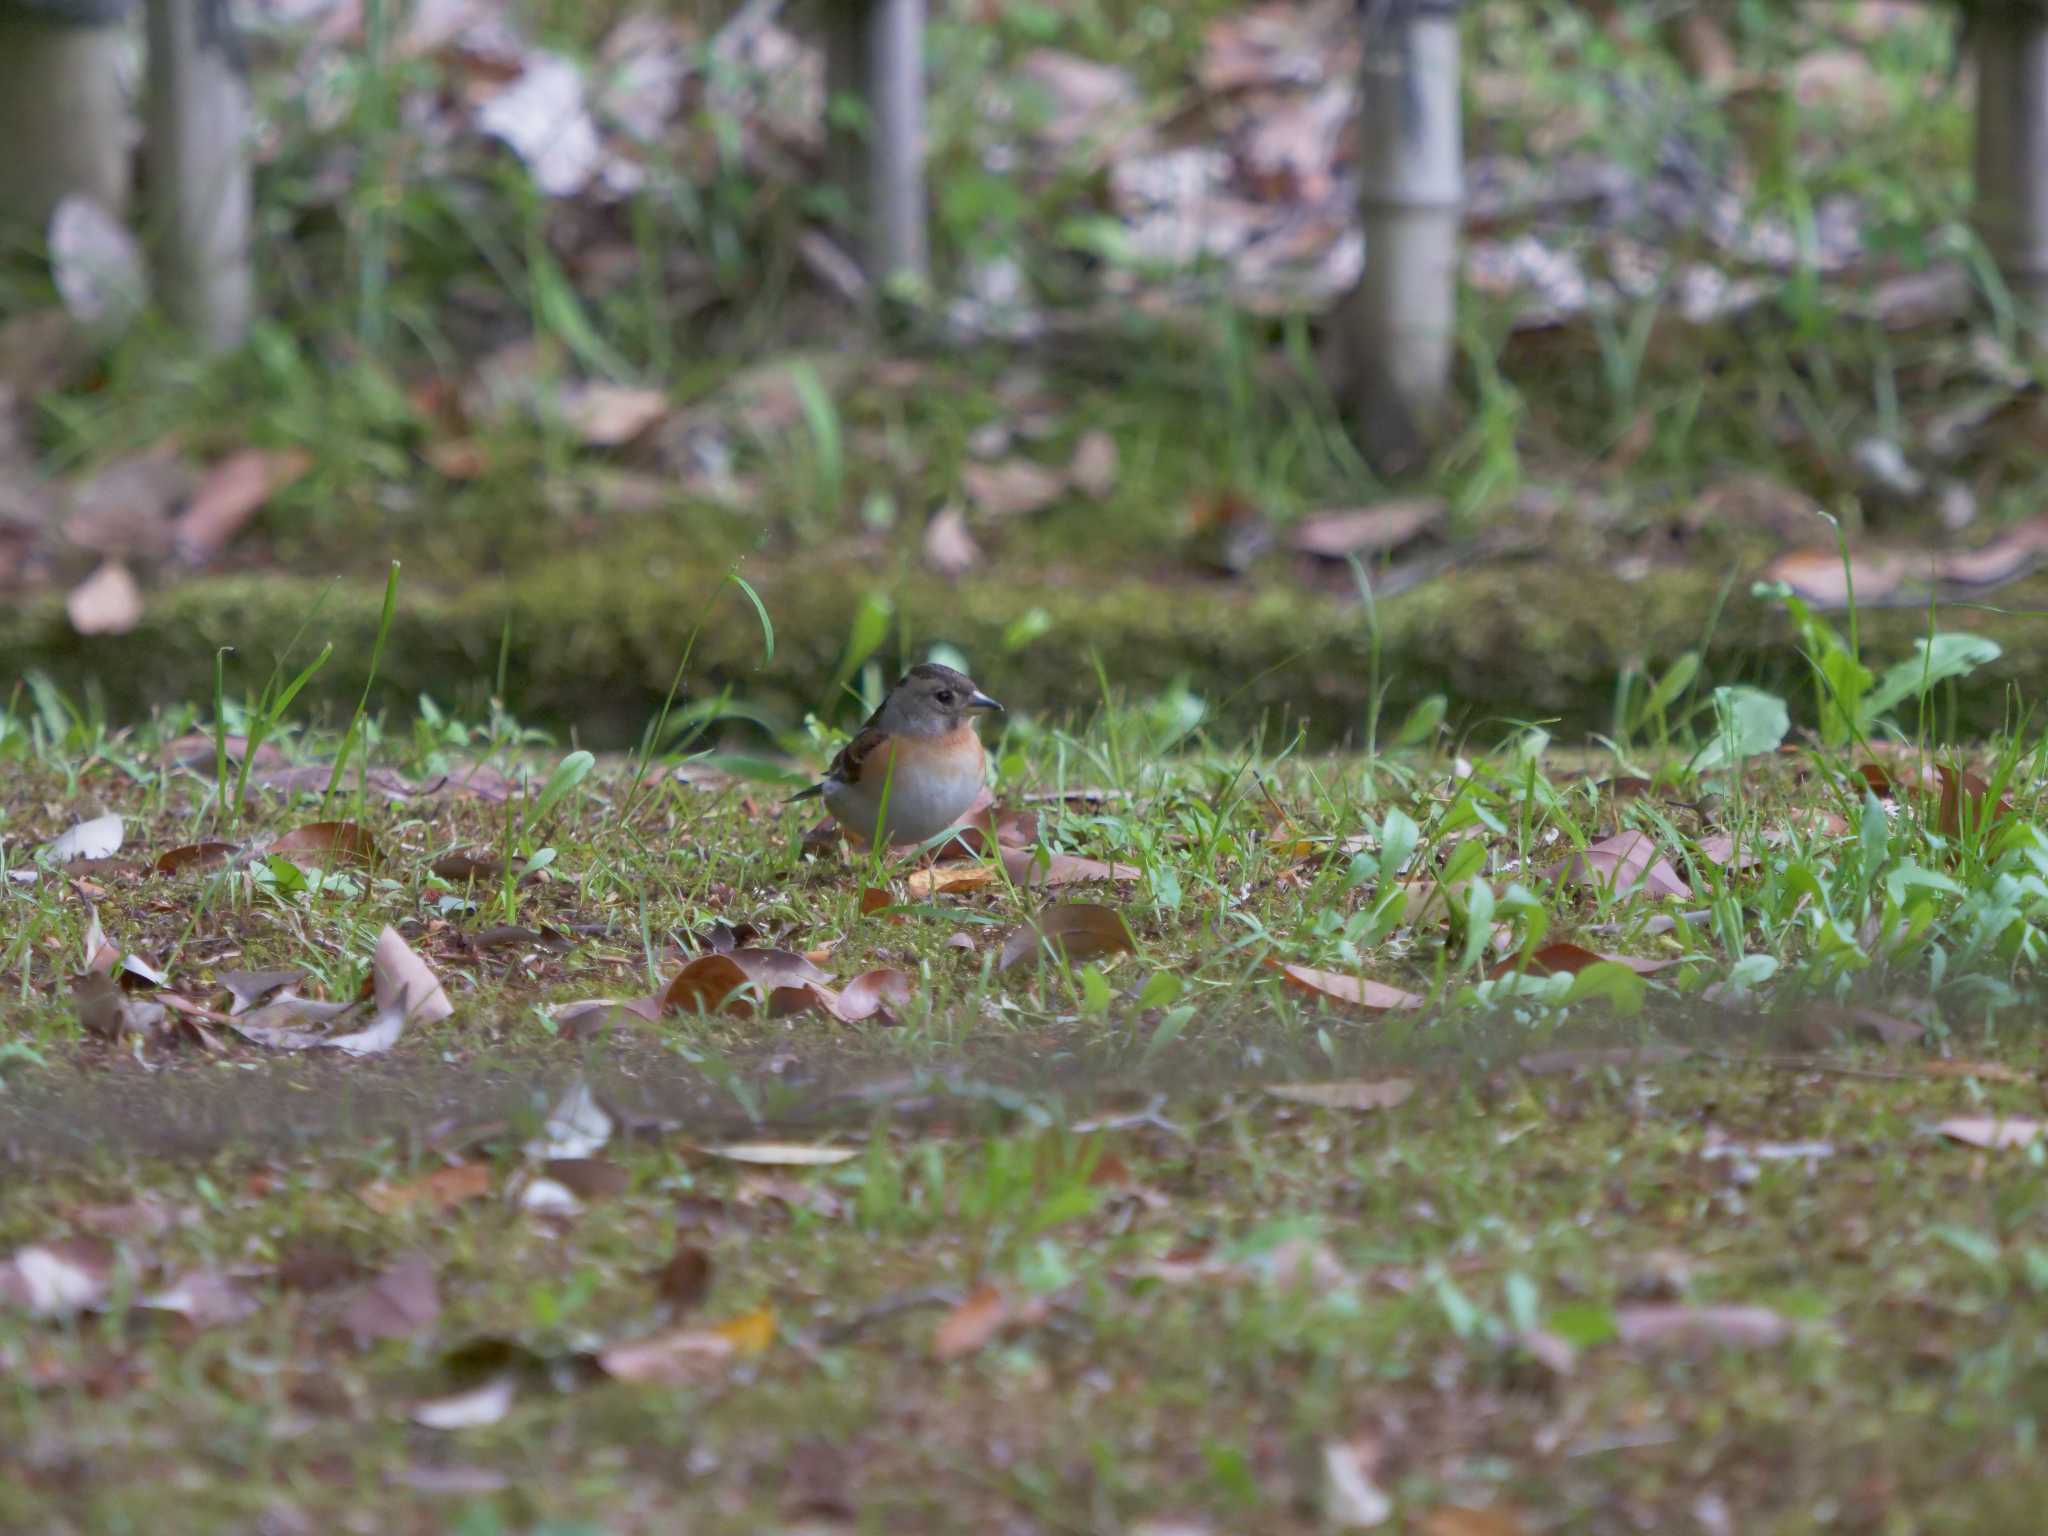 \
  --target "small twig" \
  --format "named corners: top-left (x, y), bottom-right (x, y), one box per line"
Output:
top-left (1692, 1050), bottom-right (1917, 1082)
top-left (812, 1286), bottom-right (961, 1348)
